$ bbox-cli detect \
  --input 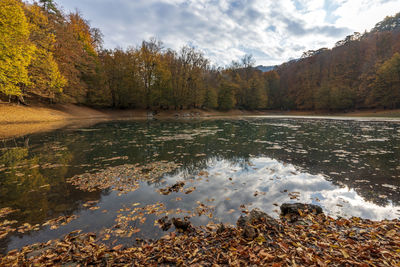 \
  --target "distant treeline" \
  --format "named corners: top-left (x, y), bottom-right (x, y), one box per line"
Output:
top-left (1, 0), bottom-right (400, 110)
top-left (276, 16), bottom-right (400, 110)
